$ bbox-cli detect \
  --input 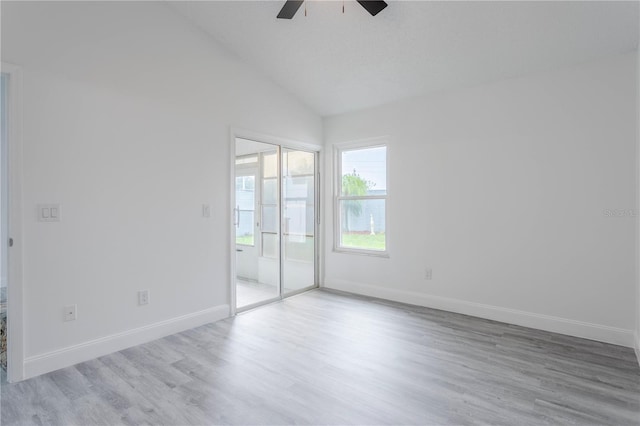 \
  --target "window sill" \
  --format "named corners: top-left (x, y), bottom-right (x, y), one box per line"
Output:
top-left (332, 248), bottom-right (390, 259)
